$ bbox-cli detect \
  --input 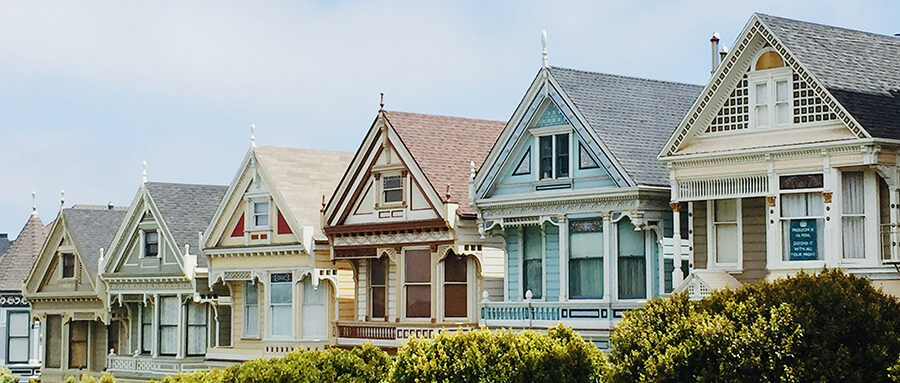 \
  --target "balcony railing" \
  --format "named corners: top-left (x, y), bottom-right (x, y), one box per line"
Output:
top-left (882, 224), bottom-right (899, 261)
top-left (479, 301), bottom-right (643, 330)
top-left (107, 354), bottom-right (206, 378)
top-left (335, 321), bottom-right (476, 343)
